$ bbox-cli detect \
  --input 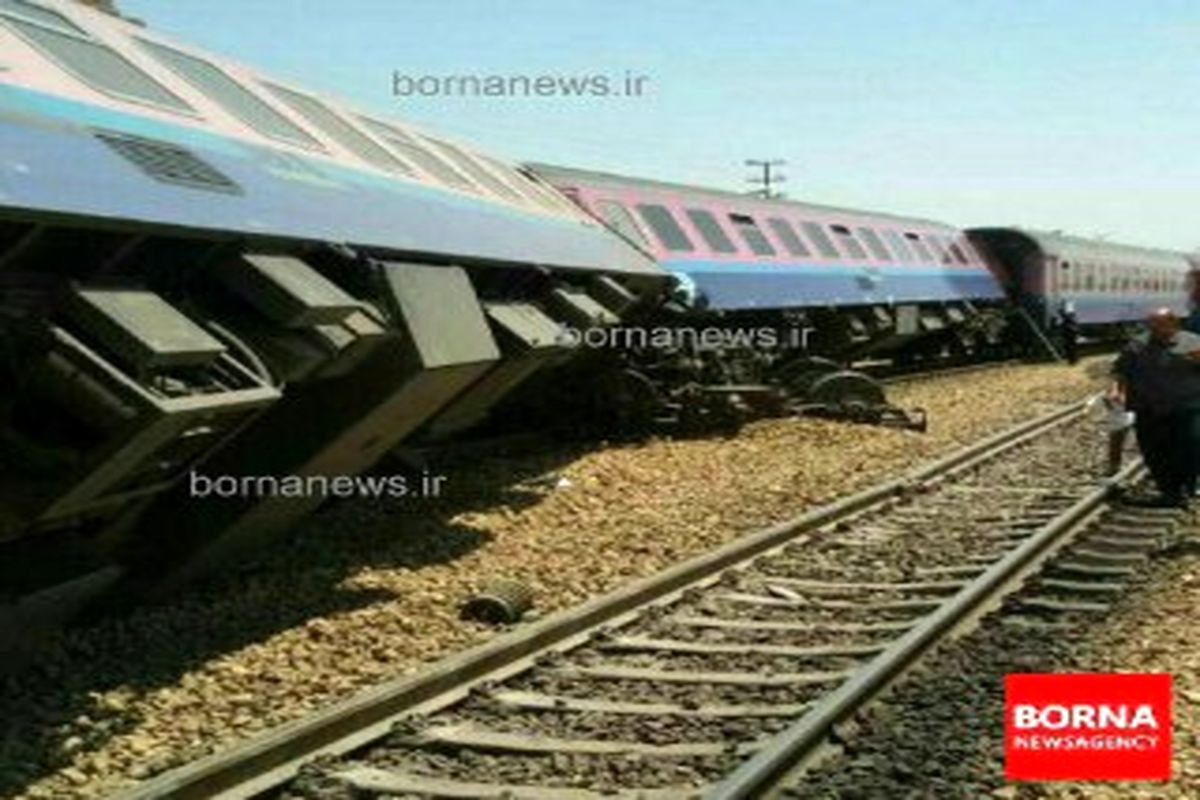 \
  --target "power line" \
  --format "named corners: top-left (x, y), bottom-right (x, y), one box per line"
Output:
top-left (745, 158), bottom-right (786, 199)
